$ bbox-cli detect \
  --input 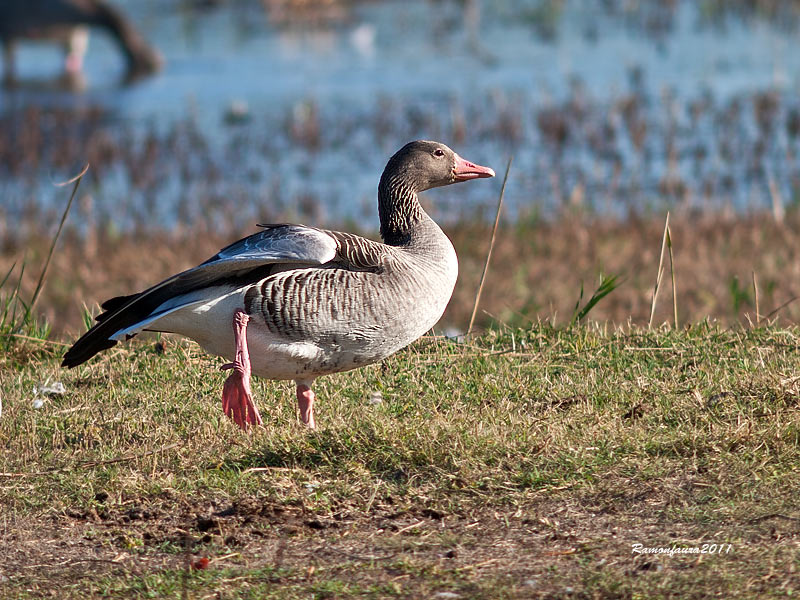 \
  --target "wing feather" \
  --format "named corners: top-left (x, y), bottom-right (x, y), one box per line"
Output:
top-left (207, 225), bottom-right (337, 265)
top-left (62, 224), bottom-right (339, 367)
